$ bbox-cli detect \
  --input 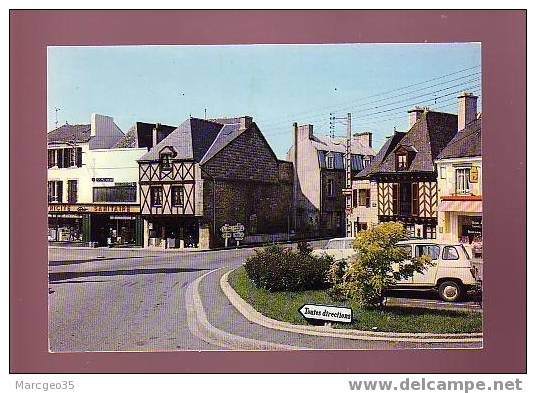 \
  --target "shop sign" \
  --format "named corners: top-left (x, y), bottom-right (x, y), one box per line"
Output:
top-left (48, 203), bottom-right (141, 213)
top-left (469, 166), bottom-right (479, 183)
top-left (92, 177), bottom-right (114, 182)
